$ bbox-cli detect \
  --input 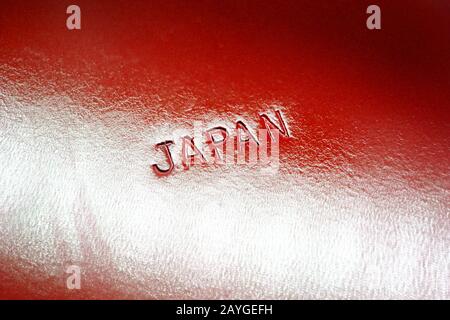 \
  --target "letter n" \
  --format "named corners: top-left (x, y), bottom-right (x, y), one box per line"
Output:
top-left (259, 110), bottom-right (290, 143)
